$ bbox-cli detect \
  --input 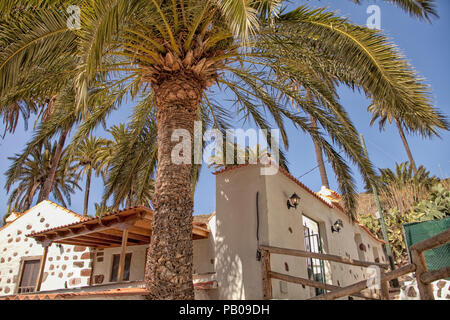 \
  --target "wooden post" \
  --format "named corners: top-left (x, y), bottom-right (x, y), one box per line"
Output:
top-left (410, 249), bottom-right (434, 300)
top-left (117, 229), bottom-right (129, 282)
top-left (380, 269), bottom-right (390, 300)
top-left (35, 243), bottom-right (50, 292)
top-left (410, 229), bottom-right (450, 253)
top-left (420, 266), bottom-right (450, 285)
top-left (261, 249), bottom-right (272, 300)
